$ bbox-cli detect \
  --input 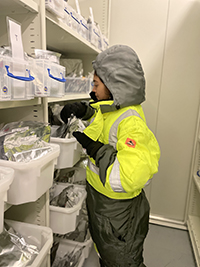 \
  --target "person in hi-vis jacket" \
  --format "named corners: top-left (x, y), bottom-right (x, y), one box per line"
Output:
top-left (60, 45), bottom-right (160, 267)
